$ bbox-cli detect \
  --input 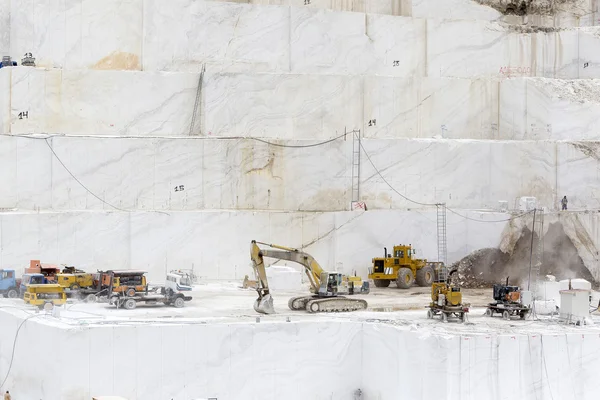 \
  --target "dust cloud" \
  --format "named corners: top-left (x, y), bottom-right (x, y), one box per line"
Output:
top-left (454, 222), bottom-right (595, 288)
